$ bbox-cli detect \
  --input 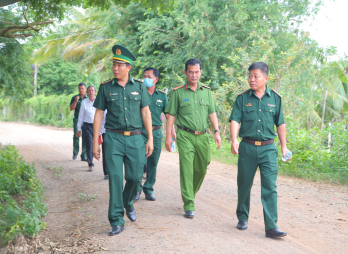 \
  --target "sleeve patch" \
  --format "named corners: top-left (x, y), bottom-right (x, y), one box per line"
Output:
top-left (173, 85), bottom-right (184, 90)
